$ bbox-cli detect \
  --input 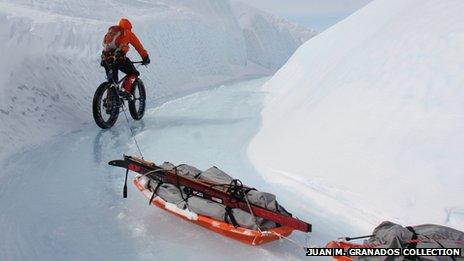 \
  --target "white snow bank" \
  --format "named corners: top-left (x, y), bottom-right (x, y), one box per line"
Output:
top-left (249, 0), bottom-right (464, 232)
top-left (0, 0), bottom-right (314, 160)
